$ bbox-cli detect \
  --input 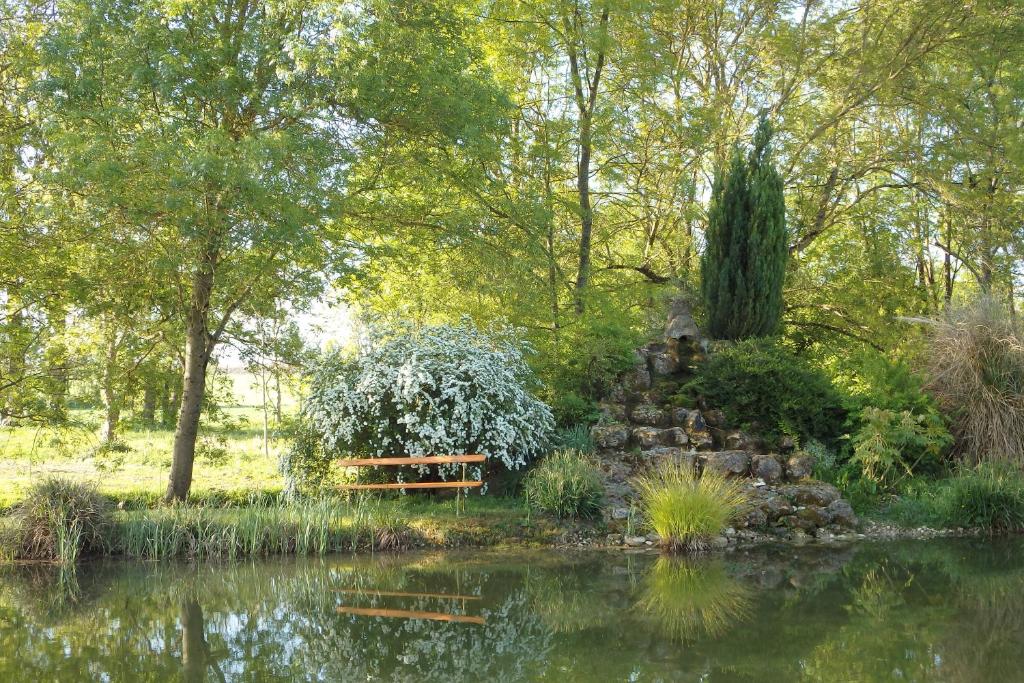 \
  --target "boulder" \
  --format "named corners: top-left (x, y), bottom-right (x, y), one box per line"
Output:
top-left (630, 403), bottom-right (666, 426)
top-left (783, 482), bottom-right (841, 507)
top-left (785, 453), bottom-right (815, 480)
top-left (624, 536), bottom-right (647, 547)
top-left (610, 507), bottom-right (630, 521)
top-left (797, 505), bottom-right (832, 528)
top-left (740, 507), bottom-right (768, 529)
top-left (598, 402), bottom-right (627, 422)
top-left (723, 430), bottom-right (760, 451)
top-left (757, 494), bottom-right (795, 521)
top-left (701, 450), bottom-right (751, 476)
top-left (662, 427), bottom-right (689, 447)
top-left (629, 366), bottom-right (652, 392)
top-left (592, 423), bottom-right (630, 450)
top-left (826, 499), bottom-right (858, 528)
top-left (777, 435), bottom-right (796, 452)
top-left (751, 454), bottom-right (783, 483)
top-left (685, 410), bottom-right (707, 433)
top-left (632, 427), bottom-right (663, 449)
top-left (650, 352), bottom-right (679, 377)
top-left (685, 411), bottom-right (714, 450)
top-left (670, 407), bottom-right (690, 427)
top-left (641, 447), bottom-right (697, 470)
